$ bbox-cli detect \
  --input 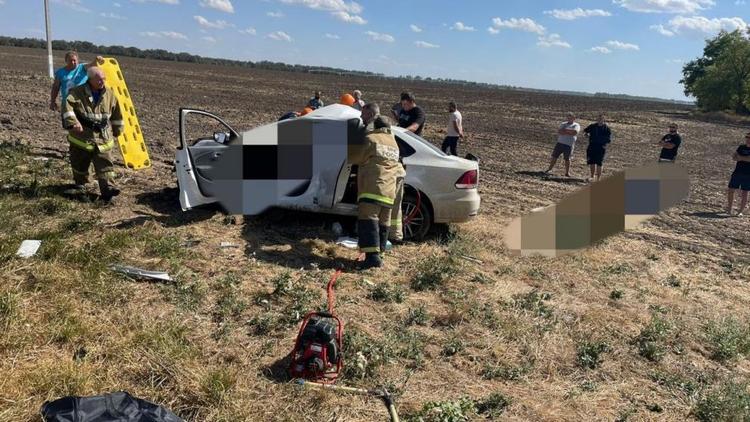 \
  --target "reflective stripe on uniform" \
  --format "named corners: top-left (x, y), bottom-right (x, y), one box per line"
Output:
top-left (72, 168), bottom-right (89, 175)
top-left (98, 139), bottom-right (116, 152)
top-left (110, 120), bottom-right (124, 126)
top-left (67, 135), bottom-right (95, 152)
top-left (62, 111), bottom-right (76, 119)
top-left (360, 246), bottom-right (380, 253)
top-left (390, 219), bottom-right (402, 226)
top-left (358, 193), bottom-right (394, 206)
top-left (68, 135), bottom-right (115, 153)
